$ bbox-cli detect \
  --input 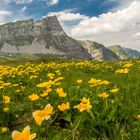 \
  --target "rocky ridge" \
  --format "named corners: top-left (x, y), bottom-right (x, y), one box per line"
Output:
top-left (79, 40), bottom-right (120, 61)
top-left (0, 16), bottom-right (91, 60)
top-left (108, 45), bottom-right (140, 60)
